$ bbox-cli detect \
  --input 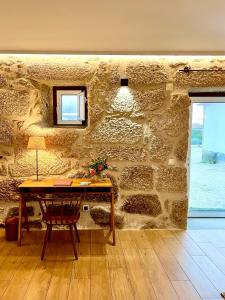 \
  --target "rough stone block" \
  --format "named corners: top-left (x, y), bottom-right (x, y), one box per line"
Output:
top-left (90, 205), bottom-right (124, 227)
top-left (82, 193), bottom-right (112, 203)
top-left (10, 78), bottom-right (38, 91)
top-left (38, 84), bottom-right (50, 123)
top-left (16, 125), bottom-right (79, 149)
top-left (0, 163), bottom-right (7, 176)
top-left (0, 89), bottom-right (29, 116)
top-left (148, 132), bottom-right (172, 161)
top-left (122, 194), bottom-right (162, 216)
top-left (0, 74), bottom-right (8, 88)
top-left (132, 87), bottom-right (167, 112)
top-left (7, 206), bottom-right (34, 218)
top-left (98, 146), bottom-right (147, 162)
top-left (171, 94), bottom-right (190, 107)
top-left (27, 60), bottom-right (95, 81)
top-left (141, 219), bottom-right (158, 229)
top-left (45, 130), bottom-right (79, 147)
top-left (9, 150), bottom-right (70, 177)
top-left (89, 104), bottom-right (104, 124)
top-left (175, 134), bottom-right (188, 161)
top-left (18, 85), bottom-right (50, 127)
top-left (94, 61), bottom-right (120, 84)
top-left (0, 179), bottom-right (22, 201)
top-left (0, 145), bottom-right (13, 157)
top-left (170, 198), bottom-right (188, 228)
top-left (63, 146), bottom-right (92, 159)
top-left (0, 120), bottom-right (14, 144)
top-left (90, 117), bottom-right (143, 144)
top-left (120, 166), bottom-right (154, 190)
top-left (150, 97), bottom-right (189, 137)
top-left (0, 60), bottom-right (27, 78)
top-left (141, 217), bottom-right (169, 229)
top-left (156, 167), bottom-right (187, 192)
top-left (110, 87), bottom-right (137, 113)
top-left (0, 202), bottom-right (14, 224)
top-left (126, 61), bottom-right (168, 85)
top-left (175, 68), bottom-right (225, 87)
